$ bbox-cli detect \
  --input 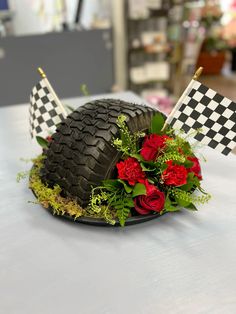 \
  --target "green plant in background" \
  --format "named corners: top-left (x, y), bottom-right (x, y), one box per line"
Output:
top-left (80, 84), bottom-right (90, 96)
top-left (203, 37), bottom-right (228, 52)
